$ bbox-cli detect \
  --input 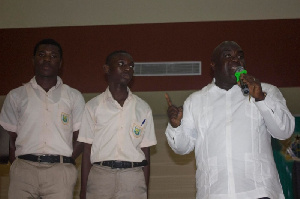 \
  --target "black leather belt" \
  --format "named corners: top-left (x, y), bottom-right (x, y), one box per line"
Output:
top-left (18, 154), bottom-right (75, 165)
top-left (94, 160), bottom-right (148, 169)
